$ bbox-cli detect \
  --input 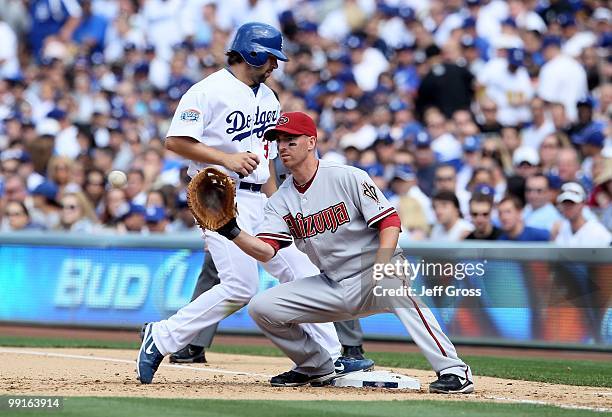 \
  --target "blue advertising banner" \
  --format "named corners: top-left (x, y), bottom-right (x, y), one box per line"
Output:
top-left (0, 242), bottom-right (610, 349)
top-left (0, 245), bottom-right (277, 332)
